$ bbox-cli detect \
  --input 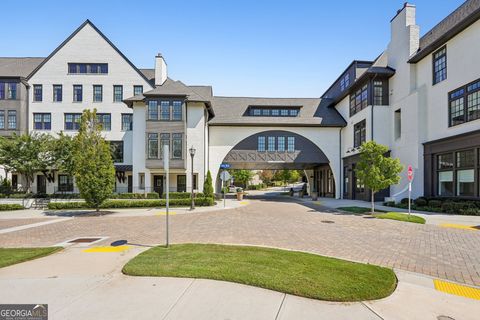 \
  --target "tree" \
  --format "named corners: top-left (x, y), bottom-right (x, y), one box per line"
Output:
top-left (73, 109), bottom-right (115, 211)
top-left (51, 133), bottom-right (76, 176)
top-left (203, 170), bottom-right (214, 198)
top-left (279, 170), bottom-right (292, 186)
top-left (259, 170), bottom-right (274, 185)
top-left (355, 141), bottom-right (403, 214)
top-left (289, 170), bottom-right (301, 183)
top-left (231, 169), bottom-right (252, 188)
top-left (0, 133), bottom-right (53, 192)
